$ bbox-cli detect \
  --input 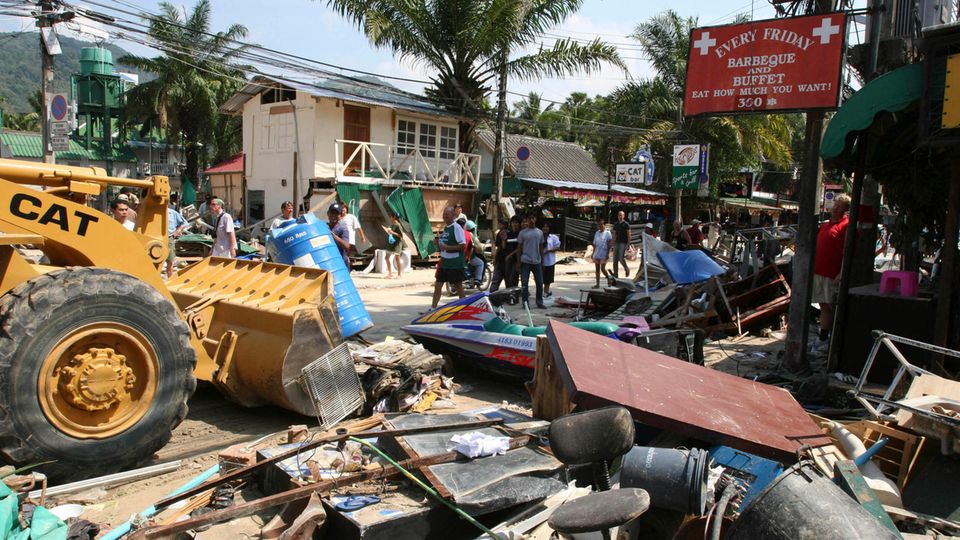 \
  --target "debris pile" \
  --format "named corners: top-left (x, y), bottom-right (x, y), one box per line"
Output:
top-left (351, 339), bottom-right (459, 413)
